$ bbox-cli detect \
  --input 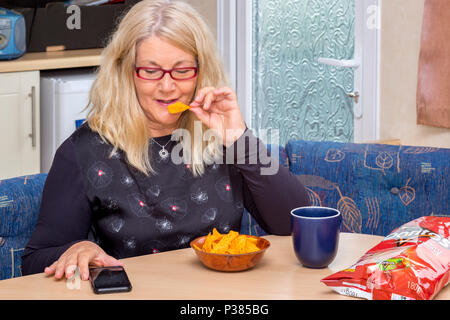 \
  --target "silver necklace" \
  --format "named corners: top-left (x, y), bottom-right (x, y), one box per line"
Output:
top-left (152, 138), bottom-right (171, 160)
